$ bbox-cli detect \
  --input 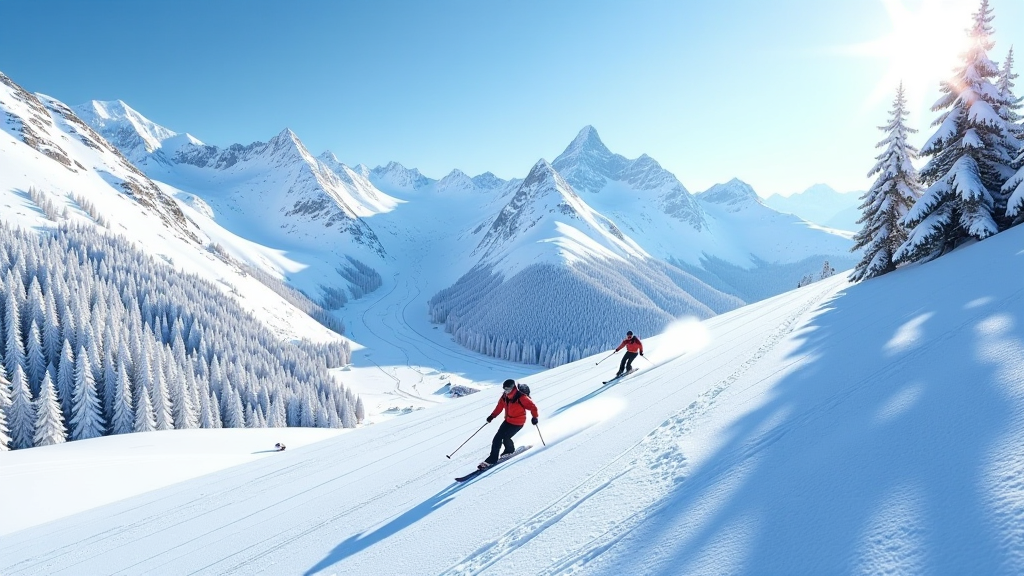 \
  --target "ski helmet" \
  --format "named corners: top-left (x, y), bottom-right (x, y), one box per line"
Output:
top-left (502, 379), bottom-right (516, 391)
